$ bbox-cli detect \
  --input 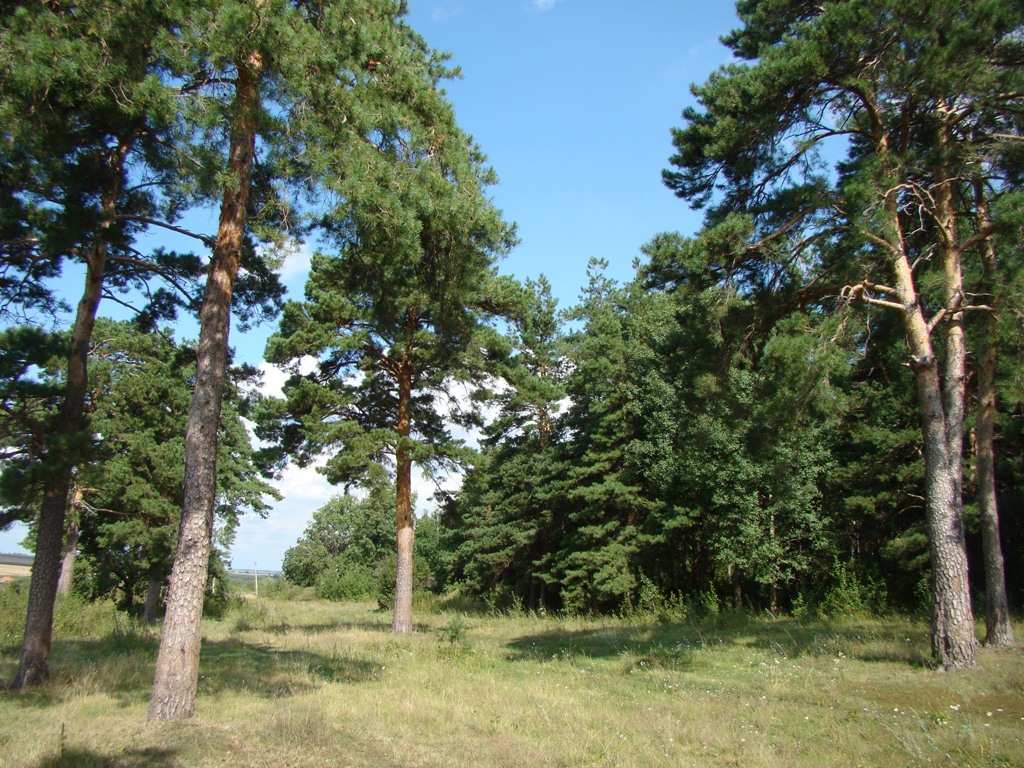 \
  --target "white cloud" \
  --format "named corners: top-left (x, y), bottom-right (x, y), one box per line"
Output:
top-left (275, 239), bottom-right (313, 280)
top-left (275, 461), bottom-right (334, 503)
top-left (257, 357), bottom-right (318, 399)
top-left (532, 0), bottom-right (562, 10)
